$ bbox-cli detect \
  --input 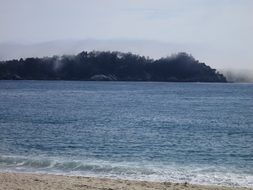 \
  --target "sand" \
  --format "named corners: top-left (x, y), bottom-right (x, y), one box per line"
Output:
top-left (0, 172), bottom-right (252, 190)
